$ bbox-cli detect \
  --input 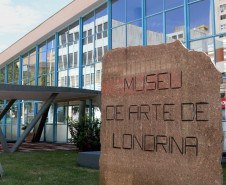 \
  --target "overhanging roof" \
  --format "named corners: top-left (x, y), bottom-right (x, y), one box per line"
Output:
top-left (0, 84), bottom-right (100, 102)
